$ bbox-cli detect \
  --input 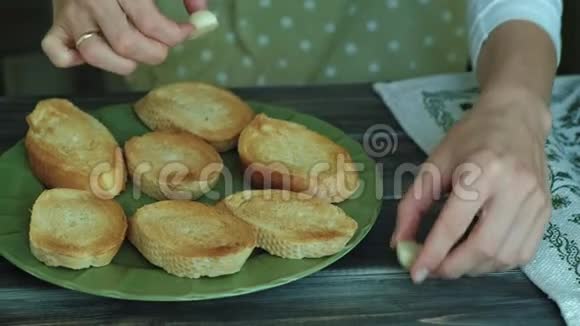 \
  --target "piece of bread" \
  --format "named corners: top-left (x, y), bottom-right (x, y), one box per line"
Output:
top-left (238, 114), bottom-right (360, 203)
top-left (134, 82), bottom-right (254, 152)
top-left (124, 131), bottom-right (223, 200)
top-left (128, 201), bottom-right (257, 278)
top-left (25, 99), bottom-right (126, 199)
top-left (219, 190), bottom-right (358, 259)
top-left (29, 188), bottom-right (127, 270)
